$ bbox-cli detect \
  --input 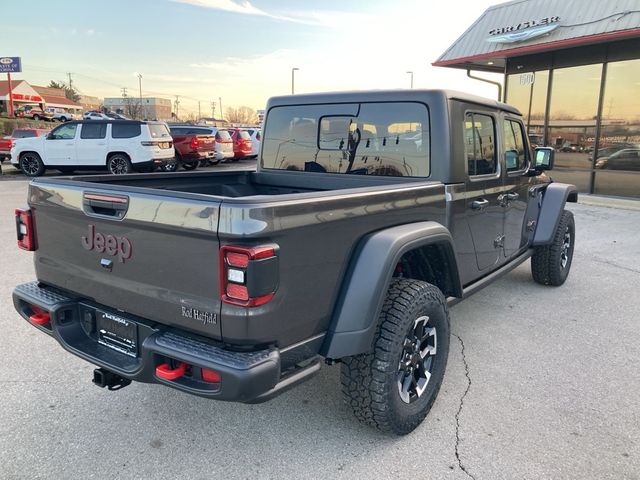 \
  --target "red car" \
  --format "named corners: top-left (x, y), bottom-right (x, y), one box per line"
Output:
top-left (0, 128), bottom-right (50, 163)
top-left (165, 125), bottom-right (216, 171)
top-left (226, 128), bottom-right (253, 161)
